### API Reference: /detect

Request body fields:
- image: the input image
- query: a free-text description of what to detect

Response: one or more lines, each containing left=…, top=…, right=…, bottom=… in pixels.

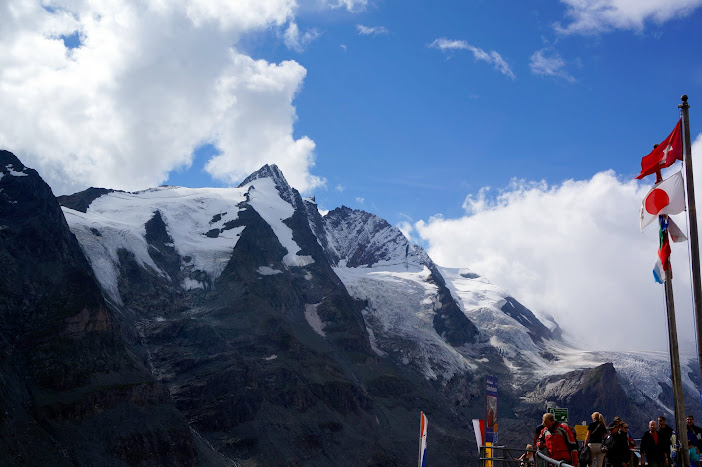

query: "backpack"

left=578, top=444, right=591, bottom=465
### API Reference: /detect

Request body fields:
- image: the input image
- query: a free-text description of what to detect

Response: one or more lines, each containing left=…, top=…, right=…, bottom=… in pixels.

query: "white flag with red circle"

left=640, top=170, right=686, bottom=230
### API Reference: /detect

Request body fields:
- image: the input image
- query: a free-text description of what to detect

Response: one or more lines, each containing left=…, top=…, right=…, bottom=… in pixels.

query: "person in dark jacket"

left=658, top=416, right=674, bottom=459
left=640, top=420, right=669, bottom=467
left=619, top=422, right=636, bottom=465
left=602, top=422, right=629, bottom=467
left=585, top=411, right=607, bottom=467
left=687, top=416, right=702, bottom=448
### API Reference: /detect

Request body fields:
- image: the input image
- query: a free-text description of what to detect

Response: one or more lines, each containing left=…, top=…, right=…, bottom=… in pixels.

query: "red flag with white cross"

left=635, top=119, right=683, bottom=180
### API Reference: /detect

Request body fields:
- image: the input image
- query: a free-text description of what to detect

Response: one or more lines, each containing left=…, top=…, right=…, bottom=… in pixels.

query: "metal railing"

left=479, top=446, right=569, bottom=467
left=479, top=445, right=642, bottom=467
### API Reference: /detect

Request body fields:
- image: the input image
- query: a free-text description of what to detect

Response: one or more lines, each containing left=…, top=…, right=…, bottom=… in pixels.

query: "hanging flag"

left=472, top=419, right=484, bottom=455
left=418, top=412, right=428, bottom=467
left=653, top=258, right=666, bottom=283
left=658, top=222, right=671, bottom=271
left=663, top=216, right=688, bottom=243
left=653, top=215, right=673, bottom=283
left=640, top=171, right=686, bottom=230
left=636, top=120, right=683, bottom=180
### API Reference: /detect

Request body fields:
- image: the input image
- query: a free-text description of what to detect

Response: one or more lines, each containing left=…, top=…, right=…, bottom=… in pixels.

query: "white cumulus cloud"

left=324, top=0, right=368, bottom=12
left=0, top=0, right=327, bottom=194
left=415, top=133, right=702, bottom=352
left=283, top=21, right=320, bottom=52
left=530, top=49, right=576, bottom=83
left=356, top=24, right=388, bottom=36
left=429, top=38, right=515, bottom=79
left=556, top=0, right=702, bottom=34
left=397, top=220, right=415, bottom=242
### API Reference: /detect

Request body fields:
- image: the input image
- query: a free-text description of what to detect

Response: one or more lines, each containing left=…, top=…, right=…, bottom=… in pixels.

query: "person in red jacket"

left=538, top=412, right=579, bottom=466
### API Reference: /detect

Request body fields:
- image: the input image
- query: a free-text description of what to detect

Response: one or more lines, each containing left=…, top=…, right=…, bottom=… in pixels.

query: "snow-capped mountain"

left=2, top=152, right=699, bottom=466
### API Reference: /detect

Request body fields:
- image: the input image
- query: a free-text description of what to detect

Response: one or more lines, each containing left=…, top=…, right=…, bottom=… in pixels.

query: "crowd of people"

left=525, top=412, right=702, bottom=466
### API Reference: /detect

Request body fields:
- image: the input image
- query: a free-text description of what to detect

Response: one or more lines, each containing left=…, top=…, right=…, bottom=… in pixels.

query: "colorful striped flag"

left=418, top=412, right=428, bottom=467
left=653, top=215, right=677, bottom=283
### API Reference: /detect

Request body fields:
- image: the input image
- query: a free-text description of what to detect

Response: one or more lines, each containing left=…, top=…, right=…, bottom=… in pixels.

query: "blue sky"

left=3, top=0, right=702, bottom=351
left=169, top=0, right=702, bottom=225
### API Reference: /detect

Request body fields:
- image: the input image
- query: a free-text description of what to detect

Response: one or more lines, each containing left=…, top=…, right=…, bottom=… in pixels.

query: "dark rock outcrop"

left=516, top=363, right=662, bottom=435
left=56, top=186, right=117, bottom=212
left=0, top=150, right=196, bottom=466
left=501, top=296, right=553, bottom=343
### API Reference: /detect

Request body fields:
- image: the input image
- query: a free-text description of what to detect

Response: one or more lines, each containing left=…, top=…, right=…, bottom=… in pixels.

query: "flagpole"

left=679, top=96, right=702, bottom=406
left=661, top=227, right=690, bottom=465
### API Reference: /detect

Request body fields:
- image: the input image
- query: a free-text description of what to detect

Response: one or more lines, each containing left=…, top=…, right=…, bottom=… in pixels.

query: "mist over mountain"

left=1, top=151, right=698, bottom=465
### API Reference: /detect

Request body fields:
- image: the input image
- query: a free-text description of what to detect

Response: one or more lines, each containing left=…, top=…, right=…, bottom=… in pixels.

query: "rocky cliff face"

left=0, top=150, right=196, bottom=466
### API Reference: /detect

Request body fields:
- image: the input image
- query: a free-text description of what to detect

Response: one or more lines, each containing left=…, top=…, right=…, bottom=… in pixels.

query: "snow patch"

left=5, top=164, right=28, bottom=177
left=365, top=323, right=386, bottom=356
left=257, top=266, right=283, bottom=276
left=305, top=303, right=326, bottom=337
left=182, top=277, right=205, bottom=290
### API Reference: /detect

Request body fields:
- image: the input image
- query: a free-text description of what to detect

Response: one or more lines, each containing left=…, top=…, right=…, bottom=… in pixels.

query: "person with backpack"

left=537, top=412, right=579, bottom=466
left=585, top=412, right=607, bottom=467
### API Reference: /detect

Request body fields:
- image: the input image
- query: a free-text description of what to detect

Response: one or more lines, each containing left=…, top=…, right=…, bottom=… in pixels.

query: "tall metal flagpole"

left=679, top=96, right=702, bottom=403
left=662, top=231, right=690, bottom=465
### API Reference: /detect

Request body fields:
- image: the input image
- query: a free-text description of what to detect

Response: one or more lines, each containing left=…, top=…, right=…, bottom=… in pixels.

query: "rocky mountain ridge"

left=2, top=152, right=699, bottom=465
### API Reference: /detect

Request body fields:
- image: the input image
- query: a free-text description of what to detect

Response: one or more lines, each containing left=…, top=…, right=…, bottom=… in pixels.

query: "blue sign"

left=485, top=375, right=498, bottom=443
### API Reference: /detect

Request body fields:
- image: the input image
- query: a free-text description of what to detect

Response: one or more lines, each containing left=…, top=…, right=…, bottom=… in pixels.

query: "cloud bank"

left=556, top=0, right=702, bottom=34
left=412, top=134, right=702, bottom=352
left=0, top=0, right=327, bottom=195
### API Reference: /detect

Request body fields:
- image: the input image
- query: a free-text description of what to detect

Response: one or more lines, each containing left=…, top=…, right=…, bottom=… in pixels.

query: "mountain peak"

left=1, top=150, right=34, bottom=181
left=1, top=149, right=25, bottom=169
left=238, top=164, right=290, bottom=190
left=238, top=163, right=299, bottom=208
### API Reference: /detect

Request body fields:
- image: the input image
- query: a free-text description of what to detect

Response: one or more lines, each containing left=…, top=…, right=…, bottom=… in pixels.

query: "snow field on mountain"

left=64, top=179, right=319, bottom=304
left=244, top=177, right=314, bottom=267
left=64, top=186, right=247, bottom=302
left=440, top=267, right=545, bottom=359
left=334, top=264, right=475, bottom=380
left=65, top=207, right=159, bottom=304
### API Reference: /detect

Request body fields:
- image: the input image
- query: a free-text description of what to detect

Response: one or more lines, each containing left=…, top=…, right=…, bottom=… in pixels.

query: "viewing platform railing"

left=479, top=445, right=643, bottom=467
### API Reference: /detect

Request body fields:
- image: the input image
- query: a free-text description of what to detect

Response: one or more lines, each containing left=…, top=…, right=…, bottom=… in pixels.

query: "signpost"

left=547, top=407, right=568, bottom=424
left=574, top=424, right=588, bottom=441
